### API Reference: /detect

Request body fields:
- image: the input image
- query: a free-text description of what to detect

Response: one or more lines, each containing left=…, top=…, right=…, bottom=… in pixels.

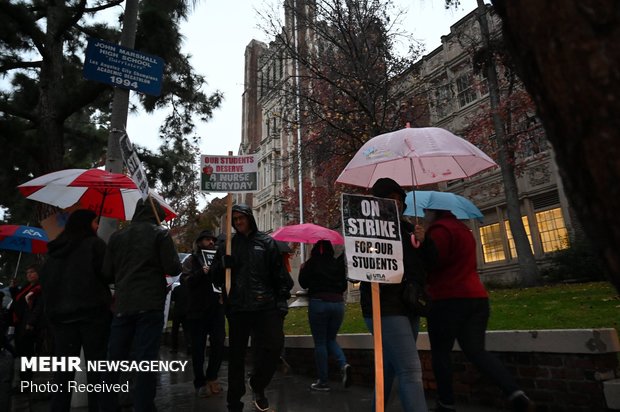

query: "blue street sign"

left=83, top=37, right=165, bottom=96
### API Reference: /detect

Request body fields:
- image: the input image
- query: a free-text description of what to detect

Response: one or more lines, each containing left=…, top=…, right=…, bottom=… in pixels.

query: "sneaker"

left=310, top=380, right=331, bottom=392
left=509, top=392, right=535, bottom=412
left=433, top=401, right=456, bottom=411
left=197, top=385, right=210, bottom=398
left=248, top=377, right=269, bottom=411
left=341, top=364, right=352, bottom=388
left=253, top=397, right=270, bottom=411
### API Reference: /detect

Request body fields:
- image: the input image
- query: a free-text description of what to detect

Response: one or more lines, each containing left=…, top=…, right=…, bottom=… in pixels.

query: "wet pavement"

left=9, top=348, right=499, bottom=412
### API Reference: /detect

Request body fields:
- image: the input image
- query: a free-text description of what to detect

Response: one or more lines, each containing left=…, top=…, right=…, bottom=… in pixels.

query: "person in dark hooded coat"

left=182, top=229, right=225, bottom=397
left=40, top=208, right=111, bottom=412
left=210, top=204, right=293, bottom=412
left=299, top=239, right=351, bottom=392
left=102, top=198, right=182, bottom=412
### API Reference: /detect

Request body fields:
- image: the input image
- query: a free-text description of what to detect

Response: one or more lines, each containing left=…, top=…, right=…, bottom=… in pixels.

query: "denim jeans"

left=427, top=298, right=520, bottom=406
left=308, top=299, right=347, bottom=383
left=364, top=315, right=427, bottom=412
left=186, top=304, right=226, bottom=389
left=103, top=311, right=164, bottom=412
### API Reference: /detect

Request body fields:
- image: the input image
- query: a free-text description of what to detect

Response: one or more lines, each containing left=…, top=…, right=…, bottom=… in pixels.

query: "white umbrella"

left=336, top=127, right=497, bottom=188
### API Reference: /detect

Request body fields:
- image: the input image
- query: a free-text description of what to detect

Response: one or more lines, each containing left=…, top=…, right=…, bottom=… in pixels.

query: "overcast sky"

left=126, top=0, right=481, bottom=155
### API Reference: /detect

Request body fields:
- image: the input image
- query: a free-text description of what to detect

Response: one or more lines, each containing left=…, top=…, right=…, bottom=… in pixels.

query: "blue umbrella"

left=404, top=191, right=483, bottom=220
left=0, top=225, right=49, bottom=254
left=0, top=224, right=49, bottom=278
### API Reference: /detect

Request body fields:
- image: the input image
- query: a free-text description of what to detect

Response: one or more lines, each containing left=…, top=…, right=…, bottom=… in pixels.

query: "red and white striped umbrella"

left=18, top=168, right=177, bottom=221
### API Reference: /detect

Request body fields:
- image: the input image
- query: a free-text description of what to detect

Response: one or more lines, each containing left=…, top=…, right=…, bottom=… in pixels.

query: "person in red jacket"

left=424, top=209, right=534, bottom=412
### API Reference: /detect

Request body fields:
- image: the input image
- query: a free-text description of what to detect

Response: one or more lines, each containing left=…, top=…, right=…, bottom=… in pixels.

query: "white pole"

left=12, top=252, right=23, bottom=279
left=292, top=0, right=305, bottom=257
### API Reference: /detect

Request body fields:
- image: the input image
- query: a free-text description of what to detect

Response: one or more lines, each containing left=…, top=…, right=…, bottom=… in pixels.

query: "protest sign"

left=201, top=249, right=221, bottom=293
left=201, top=249, right=215, bottom=267
left=341, top=193, right=403, bottom=283
left=119, top=133, right=149, bottom=200
left=201, top=154, right=258, bottom=193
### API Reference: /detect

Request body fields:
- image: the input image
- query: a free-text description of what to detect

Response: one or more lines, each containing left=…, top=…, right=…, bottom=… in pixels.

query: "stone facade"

left=240, top=4, right=578, bottom=287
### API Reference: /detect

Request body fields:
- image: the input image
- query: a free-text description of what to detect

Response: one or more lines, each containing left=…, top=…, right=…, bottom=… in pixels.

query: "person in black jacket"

left=299, top=239, right=351, bottom=392
left=102, top=198, right=182, bottom=412
left=182, top=229, right=225, bottom=397
left=40, top=208, right=111, bottom=412
left=359, top=178, right=438, bottom=412
left=168, top=276, right=190, bottom=355
left=210, top=204, right=293, bottom=412
left=9, top=263, right=43, bottom=384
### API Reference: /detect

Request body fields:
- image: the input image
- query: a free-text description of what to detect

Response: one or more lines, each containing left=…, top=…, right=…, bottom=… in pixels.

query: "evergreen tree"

left=0, top=0, right=222, bottom=223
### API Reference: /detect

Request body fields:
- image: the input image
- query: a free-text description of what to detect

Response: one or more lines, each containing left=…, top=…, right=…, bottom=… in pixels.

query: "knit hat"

left=196, top=229, right=217, bottom=242
left=371, top=177, right=406, bottom=202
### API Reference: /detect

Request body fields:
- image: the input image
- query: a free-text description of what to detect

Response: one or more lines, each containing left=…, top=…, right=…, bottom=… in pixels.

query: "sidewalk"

left=10, top=348, right=500, bottom=412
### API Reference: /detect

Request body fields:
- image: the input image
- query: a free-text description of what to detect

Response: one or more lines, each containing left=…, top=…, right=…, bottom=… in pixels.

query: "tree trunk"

left=492, top=0, right=620, bottom=292
left=38, top=1, right=66, bottom=173
left=477, top=1, right=540, bottom=286
left=32, top=1, right=66, bottom=225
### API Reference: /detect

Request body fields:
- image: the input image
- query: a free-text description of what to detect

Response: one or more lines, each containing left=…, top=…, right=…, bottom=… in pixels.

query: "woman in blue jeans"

left=299, top=239, right=352, bottom=391
left=359, top=178, right=438, bottom=412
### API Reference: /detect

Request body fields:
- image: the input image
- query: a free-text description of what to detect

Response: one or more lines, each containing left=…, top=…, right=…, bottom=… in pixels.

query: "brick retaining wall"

left=283, top=329, right=620, bottom=411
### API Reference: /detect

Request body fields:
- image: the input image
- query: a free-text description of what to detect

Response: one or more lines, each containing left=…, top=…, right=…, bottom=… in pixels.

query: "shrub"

left=543, top=233, right=605, bottom=282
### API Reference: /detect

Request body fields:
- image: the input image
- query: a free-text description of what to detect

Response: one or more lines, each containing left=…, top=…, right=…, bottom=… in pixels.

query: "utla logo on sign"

left=201, top=154, right=258, bottom=193
left=341, top=193, right=403, bottom=283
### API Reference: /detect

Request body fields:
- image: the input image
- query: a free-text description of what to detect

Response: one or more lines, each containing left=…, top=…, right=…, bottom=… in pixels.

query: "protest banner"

left=119, top=133, right=149, bottom=200
left=200, top=154, right=258, bottom=193
left=201, top=249, right=221, bottom=293
left=341, top=193, right=403, bottom=283
left=341, top=192, right=404, bottom=412
left=202, top=152, right=257, bottom=293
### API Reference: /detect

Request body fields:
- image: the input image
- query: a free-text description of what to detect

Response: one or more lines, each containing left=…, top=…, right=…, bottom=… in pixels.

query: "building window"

left=536, top=208, right=569, bottom=253
left=274, top=157, right=282, bottom=181
left=456, top=73, right=477, bottom=108
left=433, top=82, right=452, bottom=119
left=263, top=159, right=271, bottom=187
left=504, top=216, right=533, bottom=258
left=479, top=223, right=505, bottom=263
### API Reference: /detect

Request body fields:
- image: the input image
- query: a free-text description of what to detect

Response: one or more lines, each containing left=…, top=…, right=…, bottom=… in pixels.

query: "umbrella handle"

left=410, top=233, right=421, bottom=249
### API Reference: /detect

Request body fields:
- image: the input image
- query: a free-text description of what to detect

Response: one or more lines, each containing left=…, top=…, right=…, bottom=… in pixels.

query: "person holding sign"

left=424, top=210, right=534, bottom=412
left=102, top=199, right=182, bottom=412
left=210, top=205, right=294, bottom=412
left=360, top=178, right=438, bottom=412
left=182, top=230, right=226, bottom=398
left=298, top=239, right=351, bottom=392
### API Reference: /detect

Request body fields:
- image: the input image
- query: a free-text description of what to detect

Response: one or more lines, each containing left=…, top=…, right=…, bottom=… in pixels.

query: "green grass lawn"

left=284, top=281, right=620, bottom=335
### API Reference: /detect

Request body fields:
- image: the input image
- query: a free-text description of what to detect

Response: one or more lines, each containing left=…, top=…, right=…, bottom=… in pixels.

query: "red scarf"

left=12, top=283, right=41, bottom=323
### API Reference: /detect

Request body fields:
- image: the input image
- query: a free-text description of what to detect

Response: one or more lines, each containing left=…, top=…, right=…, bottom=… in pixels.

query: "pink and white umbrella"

left=271, top=223, right=344, bottom=245
left=336, top=127, right=497, bottom=188
left=18, top=168, right=177, bottom=221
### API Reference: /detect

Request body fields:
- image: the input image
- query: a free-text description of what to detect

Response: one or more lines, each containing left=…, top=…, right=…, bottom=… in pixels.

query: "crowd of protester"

left=0, top=183, right=537, bottom=412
